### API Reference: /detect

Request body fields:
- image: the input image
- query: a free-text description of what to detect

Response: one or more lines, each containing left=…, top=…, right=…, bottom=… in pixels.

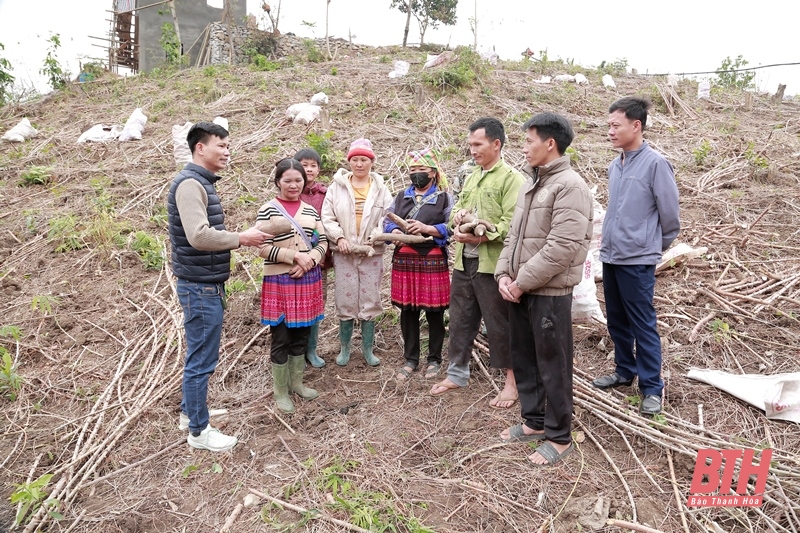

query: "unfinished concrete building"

left=108, top=0, right=247, bottom=73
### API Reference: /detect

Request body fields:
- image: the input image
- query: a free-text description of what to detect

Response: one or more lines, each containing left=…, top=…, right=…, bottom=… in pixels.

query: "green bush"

left=305, top=131, right=343, bottom=172
left=597, top=58, right=628, bottom=76
left=303, top=39, right=325, bottom=63
left=19, top=166, right=52, bottom=186
left=130, top=231, right=165, bottom=270
left=11, top=474, right=61, bottom=526
left=716, top=55, right=755, bottom=89
left=48, top=215, right=85, bottom=252
left=243, top=30, right=278, bottom=59
left=159, top=23, right=183, bottom=66
left=693, top=140, right=712, bottom=166
left=40, top=34, right=69, bottom=90
left=0, top=348, right=22, bottom=401
left=250, top=54, right=281, bottom=72
left=79, top=61, right=105, bottom=82
left=420, top=48, right=486, bottom=91
left=0, top=42, right=15, bottom=105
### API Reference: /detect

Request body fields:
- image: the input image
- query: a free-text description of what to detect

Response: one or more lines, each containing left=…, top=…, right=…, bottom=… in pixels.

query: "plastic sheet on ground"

left=388, top=60, right=410, bottom=78
left=573, top=185, right=606, bottom=324
left=77, top=124, right=123, bottom=143
left=286, top=91, right=327, bottom=124
left=698, top=80, right=711, bottom=99
left=286, top=102, right=312, bottom=120
left=119, top=108, right=148, bottom=141
left=656, top=242, right=708, bottom=273
left=554, top=74, right=575, bottom=82
left=213, top=116, right=229, bottom=130
left=2, top=118, right=38, bottom=142
left=172, top=122, right=193, bottom=166
left=293, top=105, right=321, bottom=125
left=533, top=76, right=551, bottom=84
left=574, top=73, right=589, bottom=85
left=310, top=92, right=328, bottom=105
left=572, top=256, right=605, bottom=324
left=423, top=51, right=454, bottom=69
left=687, top=369, right=800, bottom=423
left=602, top=74, right=616, bottom=88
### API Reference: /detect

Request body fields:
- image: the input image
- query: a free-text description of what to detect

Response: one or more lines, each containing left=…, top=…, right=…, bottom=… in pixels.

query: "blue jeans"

left=603, top=263, right=663, bottom=396
left=177, top=279, right=225, bottom=434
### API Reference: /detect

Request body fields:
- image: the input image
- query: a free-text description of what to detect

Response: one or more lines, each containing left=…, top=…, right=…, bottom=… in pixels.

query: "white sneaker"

left=187, top=425, right=238, bottom=452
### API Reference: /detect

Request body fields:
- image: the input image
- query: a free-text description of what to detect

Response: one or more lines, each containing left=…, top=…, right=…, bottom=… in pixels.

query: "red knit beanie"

left=347, top=138, right=376, bottom=161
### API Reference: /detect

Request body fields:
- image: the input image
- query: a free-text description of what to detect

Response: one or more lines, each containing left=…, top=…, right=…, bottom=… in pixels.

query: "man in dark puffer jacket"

left=168, top=122, right=270, bottom=452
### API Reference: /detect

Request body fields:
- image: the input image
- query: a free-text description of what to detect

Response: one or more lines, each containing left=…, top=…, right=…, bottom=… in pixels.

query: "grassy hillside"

left=1, top=46, right=800, bottom=532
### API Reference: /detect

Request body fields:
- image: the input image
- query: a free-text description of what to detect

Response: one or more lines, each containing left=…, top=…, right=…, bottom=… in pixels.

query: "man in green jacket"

left=430, top=117, right=523, bottom=409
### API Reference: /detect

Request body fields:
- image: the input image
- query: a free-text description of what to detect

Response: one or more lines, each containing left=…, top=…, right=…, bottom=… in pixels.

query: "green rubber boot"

left=361, top=320, right=380, bottom=366
left=288, top=355, right=319, bottom=400
left=336, top=319, right=354, bottom=366
left=306, top=323, right=325, bottom=368
left=272, top=362, right=295, bottom=413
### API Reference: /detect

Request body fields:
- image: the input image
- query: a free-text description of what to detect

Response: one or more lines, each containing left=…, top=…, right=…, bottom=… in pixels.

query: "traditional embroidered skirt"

left=391, top=245, right=450, bottom=311
left=261, top=266, right=324, bottom=327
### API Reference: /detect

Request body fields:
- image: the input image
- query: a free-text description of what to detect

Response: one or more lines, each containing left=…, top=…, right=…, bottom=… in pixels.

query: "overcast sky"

left=0, top=0, right=796, bottom=95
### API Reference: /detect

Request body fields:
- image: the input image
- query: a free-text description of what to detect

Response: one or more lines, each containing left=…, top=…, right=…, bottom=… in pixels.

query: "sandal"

left=430, top=379, right=462, bottom=396
left=489, top=392, right=519, bottom=409
left=396, top=362, right=416, bottom=381
left=500, top=423, right=546, bottom=443
left=424, top=361, right=441, bottom=379
left=528, top=441, right=574, bottom=467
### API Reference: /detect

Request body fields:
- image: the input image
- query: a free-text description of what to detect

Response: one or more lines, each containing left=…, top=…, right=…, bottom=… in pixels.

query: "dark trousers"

left=448, top=257, right=511, bottom=368
left=511, top=293, right=574, bottom=445
left=270, top=322, right=311, bottom=365
left=602, top=263, right=663, bottom=396
left=400, top=309, right=445, bottom=367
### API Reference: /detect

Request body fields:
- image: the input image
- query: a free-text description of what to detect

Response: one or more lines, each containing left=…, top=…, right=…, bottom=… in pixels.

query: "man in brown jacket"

left=495, top=112, right=592, bottom=466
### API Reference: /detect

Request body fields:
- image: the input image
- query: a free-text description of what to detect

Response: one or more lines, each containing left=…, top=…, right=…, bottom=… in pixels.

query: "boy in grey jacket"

left=591, top=97, right=680, bottom=416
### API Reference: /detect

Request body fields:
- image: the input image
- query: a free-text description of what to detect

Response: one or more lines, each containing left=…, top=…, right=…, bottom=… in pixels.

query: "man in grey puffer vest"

left=168, top=122, right=270, bottom=451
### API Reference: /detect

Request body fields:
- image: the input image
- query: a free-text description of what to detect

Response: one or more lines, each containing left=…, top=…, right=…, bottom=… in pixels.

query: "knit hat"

left=347, top=138, right=376, bottom=161
left=406, top=148, right=448, bottom=189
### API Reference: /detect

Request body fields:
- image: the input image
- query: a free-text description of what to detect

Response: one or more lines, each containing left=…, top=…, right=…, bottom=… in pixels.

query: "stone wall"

left=208, top=23, right=251, bottom=65
left=275, top=35, right=369, bottom=58
left=206, top=27, right=369, bottom=66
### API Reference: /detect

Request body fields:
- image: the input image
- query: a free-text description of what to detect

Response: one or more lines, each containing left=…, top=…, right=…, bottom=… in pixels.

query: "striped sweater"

left=254, top=200, right=328, bottom=276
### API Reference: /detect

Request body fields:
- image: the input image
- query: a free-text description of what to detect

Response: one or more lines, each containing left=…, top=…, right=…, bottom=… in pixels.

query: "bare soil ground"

left=1, top=46, right=800, bottom=532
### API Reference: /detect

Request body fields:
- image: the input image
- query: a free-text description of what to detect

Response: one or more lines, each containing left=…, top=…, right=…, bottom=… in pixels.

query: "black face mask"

left=410, top=172, right=432, bottom=189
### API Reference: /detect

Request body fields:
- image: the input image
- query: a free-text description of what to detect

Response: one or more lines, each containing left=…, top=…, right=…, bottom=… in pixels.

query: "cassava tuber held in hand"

left=370, top=233, right=433, bottom=244
left=348, top=244, right=376, bottom=257
left=256, top=216, right=293, bottom=235
left=386, top=212, right=411, bottom=233
left=458, top=213, right=496, bottom=236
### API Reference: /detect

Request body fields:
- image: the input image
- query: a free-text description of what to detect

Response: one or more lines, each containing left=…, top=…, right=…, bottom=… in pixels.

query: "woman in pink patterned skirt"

left=255, top=158, right=327, bottom=414
left=384, top=149, right=452, bottom=382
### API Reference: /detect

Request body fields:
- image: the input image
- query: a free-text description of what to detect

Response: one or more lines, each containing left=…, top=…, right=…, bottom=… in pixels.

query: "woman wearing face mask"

left=255, top=158, right=328, bottom=414
left=384, top=149, right=452, bottom=381
left=321, top=138, right=393, bottom=367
